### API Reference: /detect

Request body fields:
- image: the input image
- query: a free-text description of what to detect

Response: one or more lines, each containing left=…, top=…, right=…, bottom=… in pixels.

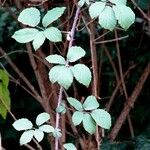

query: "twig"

left=94, top=31, right=110, bottom=42
left=106, top=64, right=136, bottom=112
left=130, top=0, right=150, bottom=22
left=55, top=6, right=81, bottom=150
left=115, top=30, right=134, bottom=138
left=55, top=87, right=63, bottom=150
left=0, top=47, right=42, bottom=103
left=95, top=35, right=129, bottom=44
left=0, top=96, right=36, bottom=150
left=1, top=0, right=6, bottom=6
left=10, top=78, right=39, bottom=101
left=0, top=50, right=50, bottom=68
left=109, top=63, right=150, bottom=140
left=33, top=138, right=43, bottom=150
left=103, top=44, right=120, bottom=83
left=63, top=89, right=85, bottom=149
left=82, top=14, right=100, bottom=149
left=26, top=44, right=47, bottom=101
left=77, top=18, right=95, bottom=32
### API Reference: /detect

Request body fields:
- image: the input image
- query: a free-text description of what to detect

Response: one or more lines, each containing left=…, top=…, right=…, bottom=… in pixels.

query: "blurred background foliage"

left=0, top=0, right=150, bottom=149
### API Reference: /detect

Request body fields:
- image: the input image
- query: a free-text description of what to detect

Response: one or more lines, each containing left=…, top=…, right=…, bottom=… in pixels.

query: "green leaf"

left=98, top=6, right=117, bottom=31
left=42, top=7, right=66, bottom=27
left=82, top=113, right=96, bottom=134
left=67, top=97, right=83, bottom=111
left=56, top=102, right=66, bottom=114
left=85, top=0, right=90, bottom=5
left=72, top=111, right=84, bottom=126
left=113, top=5, right=135, bottom=30
left=32, top=31, right=46, bottom=50
left=78, top=0, right=86, bottom=7
left=83, top=95, right=99, bottom=110
left=91, top=109, right=111, bottom=129
left=49, top=65, right=73, bottom=89
left=46, top=54, right=65, bottom=65
left=89, top=2, right=106, bottom=19
left=63, top=143, right=77, bottom=150
left=67, top=46, right=86, bottom=62
left=71, top=64, right=92, bottom=87
left=52, top=128, right=62, bottom=138
left=20, top=130, right=34, bottom=145
left=34, top=129, right=44, bottom=142
left=18, top=7, right=40, bottom=27
left=0, top=69, right=9, bottom=87
left=12, top=28, right=39, bottom=43
left=44, top=27, right=62, bottom=42
left=0, top=69, right=10, bottom=119
left=12, top=118, right=33, bottom=131
left=36, top=112, right=50, bottom=126
left=110, top=0, right=127, bottom=5
left=39, top=125, right=54, bottom=133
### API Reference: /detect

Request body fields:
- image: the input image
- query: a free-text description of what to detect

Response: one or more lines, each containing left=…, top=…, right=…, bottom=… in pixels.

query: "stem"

left=115, top=30, right=134, bottom=138
left=130, top=0, right=150, bottom=22
left=54, top=6, right=81, bottom=150
left=68, top=7, right=81, bottom=49
left=55, top=87, right=63, bottom=150
left=106, top=64, right=136, bottom=112
left=109, top=63, right=150, bottom=140
left=33, top=138, right=43, bottom=150
left=95, top=35, right=129, bottom=44
left=83, top=15, right=99, bottom=149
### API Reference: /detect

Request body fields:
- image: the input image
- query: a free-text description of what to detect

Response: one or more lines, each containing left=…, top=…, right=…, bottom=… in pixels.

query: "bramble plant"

left=88, top=0, right=135, bottom=30
left=67, top=96, right=111, bottom=134
left=12, top=7, right=66, bottom=50
left=46, top=46, right=91, bottom=89
left=13, top=113, right=54, bottom=145
left=8, top=0, right=136, bottom=149
left=0, top=69, right=10, bottom=119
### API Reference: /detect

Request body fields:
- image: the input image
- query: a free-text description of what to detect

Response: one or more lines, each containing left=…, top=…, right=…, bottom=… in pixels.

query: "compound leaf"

left=83, top=95, right=99, bottom=110
left=83, top=113, right=96, bottom=134
left=46, top=54, right=65, bottom=65
left=67, top=46, right=86, bottom=62
left=36, top=112, right=50, bottom=126
left=49, top=65, right=73, bottom=89
left=39, top=125, right=54, bottom=133
left=32, top=31, right=46, bottom=50
left=71, top=64, right=92, bottom=87
left=42, top=7, right=66, bottom=27
left=113, top=4, right=135, bottom=30
left=18, top=7, right=40, bottom=27
left=98, top=6, right=116, bottom=31
left=34, top=129, right=44, bottom=142
left=89, top=2, right=106, bottom=19
left=110, top=0, right=127, bottom=5
left=78, top=0, right=86, bottom=7
left=91, top=109, right=111, bottom=129
left=13, top=118, right=33, bottom=131
left=44, top=27, right=62, bottom=42
left=20, top=130, right=34, bottom=145
left=63, top=143, right=77, bottom=150
left=67, top=97, right=83, bottom=111
left=12, top=28, right=39, bottom=43
left=72, top=111, right=84, bottom=126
